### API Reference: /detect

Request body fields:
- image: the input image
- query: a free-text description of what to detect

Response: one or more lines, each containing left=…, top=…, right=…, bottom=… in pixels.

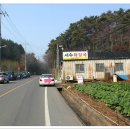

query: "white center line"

left=45, top=87, right=51, bottom=126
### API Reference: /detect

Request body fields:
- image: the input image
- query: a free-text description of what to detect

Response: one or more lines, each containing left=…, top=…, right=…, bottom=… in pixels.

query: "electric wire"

left=1, top=20, right=21, bottom=43
left=1, top=5, right=28, bottom=72
left=1, top=5, right=28, bottom=45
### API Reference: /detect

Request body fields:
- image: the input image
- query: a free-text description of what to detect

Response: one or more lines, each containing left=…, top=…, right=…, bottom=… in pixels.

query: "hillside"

left=44, top=8, right=130, bottom=69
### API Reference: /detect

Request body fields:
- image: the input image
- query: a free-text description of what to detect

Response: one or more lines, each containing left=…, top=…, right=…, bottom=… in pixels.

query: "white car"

left=39, top=74, right=55, bottom=86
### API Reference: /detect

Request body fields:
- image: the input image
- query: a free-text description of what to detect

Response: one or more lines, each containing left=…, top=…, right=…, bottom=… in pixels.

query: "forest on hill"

left=44, top=8, right=130, bottom=70
left=1, top=39, right=48, bottom=74
left=1, top=38, right=25, bottom=61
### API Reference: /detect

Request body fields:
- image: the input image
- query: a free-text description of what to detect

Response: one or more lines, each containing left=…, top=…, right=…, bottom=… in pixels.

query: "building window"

left=76, top=64, right=84, bottom=73
left=96, top=63, right=104, bottom=72
left=115, top=63, right=123, bottom=71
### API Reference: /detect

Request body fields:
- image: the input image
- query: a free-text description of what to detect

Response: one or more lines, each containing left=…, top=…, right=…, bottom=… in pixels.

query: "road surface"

left=0, top=76, right=83, bottom=126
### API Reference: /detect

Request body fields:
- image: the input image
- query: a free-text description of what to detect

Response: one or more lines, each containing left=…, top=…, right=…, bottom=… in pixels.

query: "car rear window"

left=41, top=74, right=53, bottom=78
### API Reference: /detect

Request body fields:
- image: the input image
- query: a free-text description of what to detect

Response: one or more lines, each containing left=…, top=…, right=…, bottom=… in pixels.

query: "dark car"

left=21, top=71, right=31, bottom=78
left=5, top=71, right=17, bottom=81
left=15, top=72, right=23, bottom=79
left=0, top=72, right=9, bottom=84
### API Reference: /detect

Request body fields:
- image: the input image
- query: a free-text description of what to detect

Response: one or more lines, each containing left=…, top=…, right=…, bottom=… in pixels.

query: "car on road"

left=20, top=71, right=31, bottom=78
left=5, top=71, right=17, bottom=81
left=0, top=72, right=9, bottom=84
left=39, top=74, right=55, bottom=86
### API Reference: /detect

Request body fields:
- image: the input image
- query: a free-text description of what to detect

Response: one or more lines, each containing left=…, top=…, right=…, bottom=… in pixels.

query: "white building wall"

left=62, top=59, right=130, bottom=81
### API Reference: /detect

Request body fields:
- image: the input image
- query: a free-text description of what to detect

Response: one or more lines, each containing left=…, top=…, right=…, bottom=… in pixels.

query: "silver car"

left=0, top=72, right=9, bottom=84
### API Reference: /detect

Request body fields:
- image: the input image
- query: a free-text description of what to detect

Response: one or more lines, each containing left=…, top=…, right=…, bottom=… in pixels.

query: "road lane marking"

left=45, top=87, right=51, bottom=126
left=0, top=78, right=36, bottom=98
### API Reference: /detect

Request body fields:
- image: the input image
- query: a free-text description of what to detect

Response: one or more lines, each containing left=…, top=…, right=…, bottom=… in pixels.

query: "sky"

left=1, top=3, right=130, bottom=60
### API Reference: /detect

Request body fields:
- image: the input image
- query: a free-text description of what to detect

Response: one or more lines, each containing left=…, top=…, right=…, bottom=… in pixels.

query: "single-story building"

left=61, top=51, right=130, bottom=81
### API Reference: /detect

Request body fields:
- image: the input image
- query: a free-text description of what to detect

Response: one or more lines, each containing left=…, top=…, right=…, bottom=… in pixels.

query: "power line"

left=1, top=5, right=29, bottom=71
left=1, top=5, right=28, bottom=45
left=1, top=20, right=21, bottom=43
left=1, top=7, right=29, bottom=43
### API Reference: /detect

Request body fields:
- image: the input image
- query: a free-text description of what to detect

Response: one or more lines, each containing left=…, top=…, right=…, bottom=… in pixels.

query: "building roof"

left=88, top=51, right=130, bottom=59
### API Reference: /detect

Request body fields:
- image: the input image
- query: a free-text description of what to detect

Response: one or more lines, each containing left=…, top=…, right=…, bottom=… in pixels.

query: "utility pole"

left=24, top=42, right=29, bottom=72
left=56, top=44, right=63, bottom=80
left=24, top=42, right=27, bottom=72
left=0, top=4, right=2, bottom=71
left=56, top=44, right=59, bottom=80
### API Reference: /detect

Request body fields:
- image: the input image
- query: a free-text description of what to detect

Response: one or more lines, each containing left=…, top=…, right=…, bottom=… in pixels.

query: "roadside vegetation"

left=74, top=82, right=130, bottom=117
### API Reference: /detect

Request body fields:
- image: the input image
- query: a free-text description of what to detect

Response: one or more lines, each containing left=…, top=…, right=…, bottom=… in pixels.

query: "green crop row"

left=74, top=82, right=130, bottom=116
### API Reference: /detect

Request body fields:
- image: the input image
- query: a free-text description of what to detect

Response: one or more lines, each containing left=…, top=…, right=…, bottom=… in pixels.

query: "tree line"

left=1, top=38, right=25, bottom=61
left=1, top=38, right=47, bottom=74
left=2, top=8, right=130, bottom=74
left=44, top=8, right=130, bottom=71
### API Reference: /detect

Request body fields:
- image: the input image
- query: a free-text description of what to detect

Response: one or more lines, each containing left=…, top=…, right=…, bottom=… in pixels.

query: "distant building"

left=61, top=51, right=130, bottom=81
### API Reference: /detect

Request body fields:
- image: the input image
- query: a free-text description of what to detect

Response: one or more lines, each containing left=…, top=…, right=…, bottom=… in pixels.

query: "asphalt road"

left=0, top=76, right=83, bottom=126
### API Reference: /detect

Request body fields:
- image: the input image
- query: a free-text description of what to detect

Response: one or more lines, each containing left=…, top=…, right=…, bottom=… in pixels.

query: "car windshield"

left=41, top=74, right=53, bottom=78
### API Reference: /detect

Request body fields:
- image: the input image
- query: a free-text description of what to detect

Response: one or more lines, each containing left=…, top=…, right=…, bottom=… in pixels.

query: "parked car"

left=15, top=72, right=23, bottom=80
left=5, top=71, right=17, bottom=81
left=20, top=71, right=31, bottom=78
left=0, top=72, right=9, bottom=84
left=39, top=74, right=55, bottom=86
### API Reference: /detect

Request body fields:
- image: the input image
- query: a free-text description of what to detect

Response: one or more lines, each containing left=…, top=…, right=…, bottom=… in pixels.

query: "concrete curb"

left=61, top=87, right=118, bottom=126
